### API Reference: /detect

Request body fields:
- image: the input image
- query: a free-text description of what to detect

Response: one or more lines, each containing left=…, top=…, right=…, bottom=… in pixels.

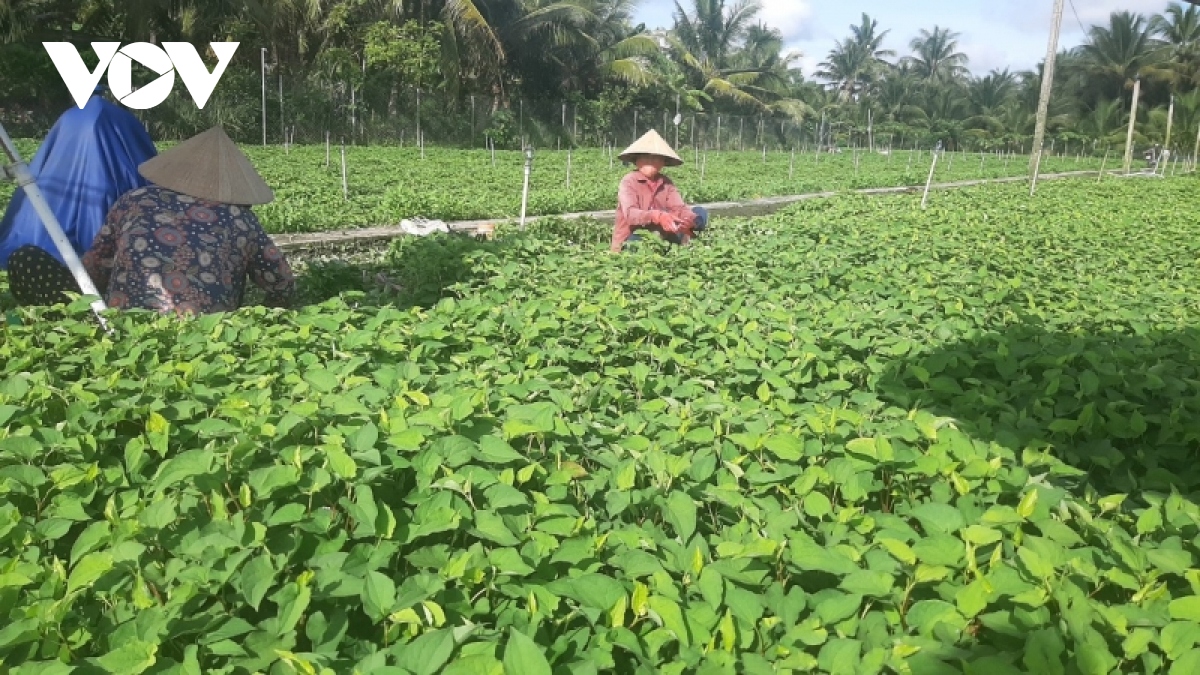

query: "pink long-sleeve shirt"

left=612, top=172, right=697, bottom=252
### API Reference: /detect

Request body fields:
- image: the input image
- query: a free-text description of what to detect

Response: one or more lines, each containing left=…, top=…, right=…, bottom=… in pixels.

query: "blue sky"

left=634, top=0, right=1174, bottom=78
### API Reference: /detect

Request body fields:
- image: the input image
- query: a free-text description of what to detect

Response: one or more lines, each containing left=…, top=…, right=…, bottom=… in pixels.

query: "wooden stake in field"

left=520, top=147, right=533, bottom=229
left=789, top=147, right=795, bottom=180
left=701, top=148, right=707, bottom=183
left=1193, top=122, right=1200, bottom=172
left=340, top=139, right=348, bottom=201
left=1097, top=148, right=1109, bottom=182
left=566, top=149, right=572, bottom=189
left=325, top=131, right=330, bottom=168
left=1123, top=78, right=1142, bottom=174
left=921, top=145, right=940, bottom=210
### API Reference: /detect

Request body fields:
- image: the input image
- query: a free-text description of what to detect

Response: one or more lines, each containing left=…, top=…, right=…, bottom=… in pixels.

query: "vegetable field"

left=0, top=140, right=1107, bottom=234
left=3, top=177, right=1200, bottom=674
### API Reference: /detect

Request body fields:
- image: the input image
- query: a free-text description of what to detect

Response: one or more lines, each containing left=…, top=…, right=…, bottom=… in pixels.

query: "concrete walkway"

left=274, top=169, right=1121, bottom=252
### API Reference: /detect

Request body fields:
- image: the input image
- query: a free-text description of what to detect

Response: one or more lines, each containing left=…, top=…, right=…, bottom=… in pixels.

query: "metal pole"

left=1123, top=78, right=1142, bottom=174
left=1029, top=0, right=1065, bottom=185
left=520, top=147, right=533, bottom=229
left=0, top=123, right=109, bottom=331
left=260, top=49, right=267, bottom=146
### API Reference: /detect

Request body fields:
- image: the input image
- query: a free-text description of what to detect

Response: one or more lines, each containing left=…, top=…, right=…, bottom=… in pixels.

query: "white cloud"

left=759, top=0, right=815, bottom=42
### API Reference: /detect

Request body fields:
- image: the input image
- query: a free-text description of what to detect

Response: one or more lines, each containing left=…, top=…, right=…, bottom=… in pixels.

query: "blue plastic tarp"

left=0, top=93, right=157, bottom=269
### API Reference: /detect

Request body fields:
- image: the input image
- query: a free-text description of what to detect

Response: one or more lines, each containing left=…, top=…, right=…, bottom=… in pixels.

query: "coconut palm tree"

left=1153, top=2, right=1200, bottom=88
left=1076, top=11, right=1168, bottom=101
left=817, top=41, right=873, bottom=102
left=672, top=0, right=760, bottom=69
left=906, top=26, right=969, bottom=82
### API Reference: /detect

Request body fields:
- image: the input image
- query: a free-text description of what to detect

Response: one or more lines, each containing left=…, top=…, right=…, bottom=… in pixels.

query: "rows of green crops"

left=0, top=140, right=1108, bottom=234
left=2, top=176, right=1199, bottom=674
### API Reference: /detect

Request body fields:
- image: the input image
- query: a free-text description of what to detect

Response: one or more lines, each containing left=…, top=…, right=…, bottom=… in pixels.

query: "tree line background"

left=0, top=0, right=1198, bottom=155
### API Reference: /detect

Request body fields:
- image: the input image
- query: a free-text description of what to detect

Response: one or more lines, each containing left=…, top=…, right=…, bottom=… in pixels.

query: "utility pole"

left=1123, top=78, right=1142, bottom=174
left=1029, top=0, right=1065, bottom=190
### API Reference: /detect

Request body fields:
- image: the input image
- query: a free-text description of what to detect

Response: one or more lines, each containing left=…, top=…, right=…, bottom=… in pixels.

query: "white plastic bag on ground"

left=400, top=218, right=450, bottom=237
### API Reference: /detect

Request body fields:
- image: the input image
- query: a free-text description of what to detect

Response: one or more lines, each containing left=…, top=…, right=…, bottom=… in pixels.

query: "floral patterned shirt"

left=82, top=186, right=294, bottom=315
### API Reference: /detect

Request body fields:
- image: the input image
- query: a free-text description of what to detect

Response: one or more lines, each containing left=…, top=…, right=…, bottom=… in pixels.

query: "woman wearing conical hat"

left=612, top=130, right=708, bottom=253
left=72, top=127, right=296, bottom=316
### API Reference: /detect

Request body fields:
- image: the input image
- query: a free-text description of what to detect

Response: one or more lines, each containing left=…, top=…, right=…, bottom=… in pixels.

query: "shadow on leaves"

left=878, top=321, right=1200, bottom=497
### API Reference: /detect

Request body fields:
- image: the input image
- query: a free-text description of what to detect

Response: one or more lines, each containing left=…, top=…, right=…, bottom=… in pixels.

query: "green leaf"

left=698, top=567, right=725, bottom=609
left=839, top=571, right=893, bottom=598
left=474, top=511, right=520, bottom=546
left=1171, top=648, right=1200, bottom=675
left=803, top=492, right=833, bottom=519
left=1023, top=628, right=1065, bottom=675
left=663, top=491, right=697, bottom=541
left=815, top=592, right=862, bottom=625
left=503, top=628, right=552, bottom=675
left=648, top=595, right=691, bottom=646
left=1170, top=597, right=1200, bottom=622
left=817, top=638, right=862, bottom=675
left=69, top=521, right=110, bottom=567
left=909, top=503, right=965, bottom=534
left=565, top=574, right=626, bottom=612
left=68, top=552, right=113, bottom=594
left=1075, top=644, right=1115, bottom=675
left=478, top=436, right=526, bottom=464
left=1162, top=621, right=1200, bottom=661
left=363, top=571, right=397, bottom=621
left=150, top=449, right=213, bottom=493
left=304, top=367, right=340, bottom=393
left=90, top=639, right=157, bottom=674
left=247, top=465, right=301, bottom=499
left=906, top=600, right=966, bottom=637
left=274, top=581, right=312, bottom=635
left=240, top=554, right=275, bottom=611
left=763, top=434, right=803, bottom=461
left=961, top=525, right=1003, bottom=546
left=405, top=628, right=456, bottom=675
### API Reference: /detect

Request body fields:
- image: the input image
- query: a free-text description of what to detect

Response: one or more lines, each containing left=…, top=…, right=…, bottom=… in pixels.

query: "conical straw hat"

left=138, top=127, right=274, bottom=205
left=619, top=129, right=683, bottom=167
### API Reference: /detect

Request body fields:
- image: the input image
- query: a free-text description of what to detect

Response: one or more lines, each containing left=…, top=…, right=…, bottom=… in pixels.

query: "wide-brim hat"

left=138, top=126, right=274, bottom=205
left=619, top=129, right=683, bottom=167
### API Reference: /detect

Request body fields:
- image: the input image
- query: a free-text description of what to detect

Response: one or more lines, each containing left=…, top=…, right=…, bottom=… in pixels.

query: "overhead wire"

left=1066, top=0, right=1089, bottom=37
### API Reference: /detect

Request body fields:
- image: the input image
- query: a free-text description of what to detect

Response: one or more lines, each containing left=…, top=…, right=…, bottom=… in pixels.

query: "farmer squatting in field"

left=4, top=121, right=295, bottom=316
left=611, top=130, right=708, bottom=253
